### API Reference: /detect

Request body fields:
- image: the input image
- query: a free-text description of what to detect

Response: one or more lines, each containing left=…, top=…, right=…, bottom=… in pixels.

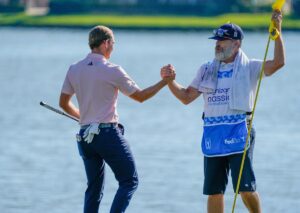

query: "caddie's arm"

left=59, top=93, right=80, bottom=119
left=168, top=82, right=201, bottom=105
left=264, top=10, right=285, bottom=76
left=161, top=64, right=201, bottom=105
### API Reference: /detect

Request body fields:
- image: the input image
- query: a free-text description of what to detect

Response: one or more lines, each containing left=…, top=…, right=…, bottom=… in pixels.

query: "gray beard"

left=215, top=46, right=234, bottom=61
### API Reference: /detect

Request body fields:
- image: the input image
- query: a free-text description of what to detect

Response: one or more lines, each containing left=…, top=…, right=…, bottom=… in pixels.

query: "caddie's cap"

left=209, top=23, right=244, bottom=41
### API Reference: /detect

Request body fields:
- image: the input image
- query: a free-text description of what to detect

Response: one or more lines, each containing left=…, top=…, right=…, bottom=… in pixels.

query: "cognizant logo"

left=207, top=87, right=230, bottom=103
left=208, top=95, right=229, bottom=102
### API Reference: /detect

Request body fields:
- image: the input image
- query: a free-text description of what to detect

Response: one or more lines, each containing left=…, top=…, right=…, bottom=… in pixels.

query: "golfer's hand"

left=161, top=64, right=176, bottom=82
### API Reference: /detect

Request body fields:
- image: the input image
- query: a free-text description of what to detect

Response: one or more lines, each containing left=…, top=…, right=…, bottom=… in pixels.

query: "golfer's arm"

left=168, top=80, right=201, bottom=105
left=59, top=93, right=80, bottom=119
left=129, top=79, right=168, bottom=103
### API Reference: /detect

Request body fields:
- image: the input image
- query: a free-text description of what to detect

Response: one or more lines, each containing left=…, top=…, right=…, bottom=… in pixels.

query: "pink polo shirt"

left=61, top=53, right=140, bottom=125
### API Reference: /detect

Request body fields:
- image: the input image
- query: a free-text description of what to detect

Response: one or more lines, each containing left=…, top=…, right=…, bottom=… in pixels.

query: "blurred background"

left=0, top=0, right=298, bottom=16
left=1, top=0, right=300, bottom=30
left=0, top=1, right=300, bottom=213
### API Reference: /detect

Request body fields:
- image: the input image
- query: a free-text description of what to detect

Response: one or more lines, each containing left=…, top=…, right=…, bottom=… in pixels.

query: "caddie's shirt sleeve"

left=249, top=59, right=264, bottom=84
left=61, top=66, right=75, bottom=95
left=189, top=64, right=206, bottom=89
left=114, top=66, right=140, bottom=96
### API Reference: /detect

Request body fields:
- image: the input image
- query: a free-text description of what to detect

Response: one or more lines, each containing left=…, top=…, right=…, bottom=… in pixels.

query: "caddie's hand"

left=161, top=64, right=176, bottom=83
left=272, top=10, right=282, bottom=32
left=161, top=64, right=176, bottom=79
left=163, top=74, right=176, bottom=83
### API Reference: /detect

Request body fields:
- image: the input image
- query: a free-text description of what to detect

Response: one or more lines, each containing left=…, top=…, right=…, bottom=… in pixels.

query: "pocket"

left=76, top=131, right=90, bottom=159
left=77, top=140, right=87, bottom=159
left=250, top=128, right=256, bottom=144
left=118, top=123, right=125, bottom=135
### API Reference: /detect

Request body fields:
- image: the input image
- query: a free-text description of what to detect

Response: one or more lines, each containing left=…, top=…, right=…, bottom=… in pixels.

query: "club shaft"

left=40, top=101, right=79, bottom=122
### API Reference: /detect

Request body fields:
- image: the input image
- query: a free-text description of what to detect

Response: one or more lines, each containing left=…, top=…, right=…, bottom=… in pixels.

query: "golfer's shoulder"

left=101, top=60, right=122, bottom=72
left=66, top=60, right=83, bottom=75
left=101, top=60, right=128, bottom=78
left=69, top=57, right=89, bottom=70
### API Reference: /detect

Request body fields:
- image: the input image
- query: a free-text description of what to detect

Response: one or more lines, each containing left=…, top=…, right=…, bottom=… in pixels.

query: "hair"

left=88, top=26, right=113, bottom=49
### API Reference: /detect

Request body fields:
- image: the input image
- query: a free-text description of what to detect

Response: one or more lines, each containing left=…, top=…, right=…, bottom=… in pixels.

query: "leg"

left=203, top=156, right=230, bottom=213
left=100, top=127, right=138, bottom=213
left=78, top=145, right=105, bottom=213
left=83, top=157, right=105, bottom=213
left=230, top=128, right=261, bottom=213
left=240, top=191, right=261, bottom=213
left=208, top=194, right=224, bottom=213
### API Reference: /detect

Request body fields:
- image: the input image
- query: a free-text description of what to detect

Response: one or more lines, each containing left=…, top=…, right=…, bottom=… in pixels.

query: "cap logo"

left=209, top=23, right=244, bottom=40
left=214, top=28, right=229, bottom=37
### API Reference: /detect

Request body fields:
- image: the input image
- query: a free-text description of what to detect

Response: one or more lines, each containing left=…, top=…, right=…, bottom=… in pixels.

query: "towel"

left=230, top=49, right=256, bottom=112
left=199, top=49, right=258, bottom=112
left=198, top=59, right=220, bottom=93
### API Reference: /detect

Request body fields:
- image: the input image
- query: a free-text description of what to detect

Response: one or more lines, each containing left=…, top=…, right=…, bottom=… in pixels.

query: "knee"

left=240, top=192, right=261, bottom=213
left=121, top=174, right=139, bottom=191
left=240, top=191, right=257, bottom=201
left=207, top=194, right=224, bottom=211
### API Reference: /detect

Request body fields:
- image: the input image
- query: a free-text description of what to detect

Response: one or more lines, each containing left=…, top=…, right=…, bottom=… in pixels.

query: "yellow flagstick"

left=231, top=0, right=285, bottom=212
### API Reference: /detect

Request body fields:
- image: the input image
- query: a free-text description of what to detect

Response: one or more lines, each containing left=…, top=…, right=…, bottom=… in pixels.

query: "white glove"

left=83, top=123, right=100, bottom=144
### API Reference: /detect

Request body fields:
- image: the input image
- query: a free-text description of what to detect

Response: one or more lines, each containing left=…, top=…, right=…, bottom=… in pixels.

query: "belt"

left=99, top=123, right=118, bottom=128
left=81, top=123, right=118, bottom=130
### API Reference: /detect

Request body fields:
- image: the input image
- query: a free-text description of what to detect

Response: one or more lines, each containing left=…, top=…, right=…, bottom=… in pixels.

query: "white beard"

left=215, top=45, right=234, bottom=61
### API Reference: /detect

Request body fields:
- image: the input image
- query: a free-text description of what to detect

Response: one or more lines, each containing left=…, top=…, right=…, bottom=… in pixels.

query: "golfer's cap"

left=209, top=23, right=244, bottom=41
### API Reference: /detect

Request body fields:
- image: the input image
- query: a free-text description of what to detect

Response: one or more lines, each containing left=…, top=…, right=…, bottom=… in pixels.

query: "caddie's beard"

left=215, top=44, right=234, bottom=61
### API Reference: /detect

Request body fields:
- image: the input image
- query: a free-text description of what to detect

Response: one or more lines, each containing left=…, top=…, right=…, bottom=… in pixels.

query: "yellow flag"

left=269, top=0, right=285, bottom=40
left=272, top=0, right=285, bottom=11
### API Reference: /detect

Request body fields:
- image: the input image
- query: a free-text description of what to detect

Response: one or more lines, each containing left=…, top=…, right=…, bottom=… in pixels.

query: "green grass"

left=1, top=13, right=300, bottom=30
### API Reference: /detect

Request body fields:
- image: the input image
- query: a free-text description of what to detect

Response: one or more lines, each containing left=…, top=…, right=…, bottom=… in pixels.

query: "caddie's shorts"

left=203, top=128, right=256, bottom=195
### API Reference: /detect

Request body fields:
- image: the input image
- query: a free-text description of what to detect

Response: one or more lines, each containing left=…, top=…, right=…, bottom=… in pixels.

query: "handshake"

left=160, top=64, right=176, bottom=83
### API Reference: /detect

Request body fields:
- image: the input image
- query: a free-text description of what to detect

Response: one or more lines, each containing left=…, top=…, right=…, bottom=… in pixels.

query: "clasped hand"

left=160, top=64, right=176, bottom=83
